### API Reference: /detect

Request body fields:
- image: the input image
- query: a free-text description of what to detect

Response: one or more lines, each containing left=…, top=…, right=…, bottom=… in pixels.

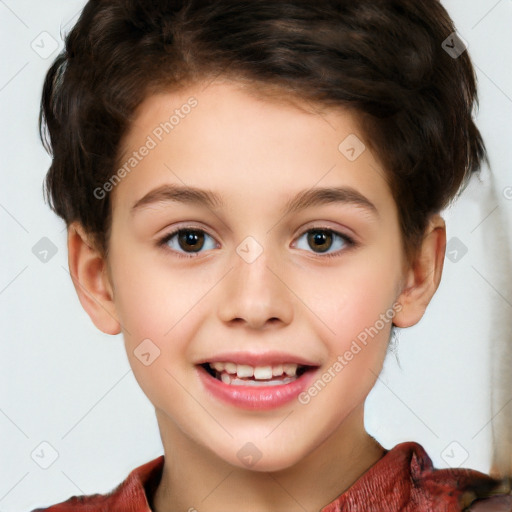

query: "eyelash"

left=157, top=226, right=357, bottom=260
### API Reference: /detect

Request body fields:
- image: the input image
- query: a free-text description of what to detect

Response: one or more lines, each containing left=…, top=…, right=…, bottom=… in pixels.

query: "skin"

left=67, top=79, right=446, bottom=512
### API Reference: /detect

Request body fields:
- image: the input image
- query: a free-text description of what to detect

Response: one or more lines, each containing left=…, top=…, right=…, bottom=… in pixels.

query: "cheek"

left=304, top=279, right=394, bottom=417
left=110, top=247, right=195, bottom=339
left=109, top=249, right=211, bottom=372
left=110, top=251, right=205, bottom=408
left=308, top=259, right=399, bottom=342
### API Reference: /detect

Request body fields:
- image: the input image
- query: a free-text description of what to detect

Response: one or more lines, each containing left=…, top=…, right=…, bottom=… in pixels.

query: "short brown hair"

left=40, top=0, right=486, bottom=261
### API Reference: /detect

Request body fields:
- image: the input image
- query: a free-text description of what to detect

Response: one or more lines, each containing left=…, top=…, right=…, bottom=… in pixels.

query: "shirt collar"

left=111, top=442, right=500, bottom=512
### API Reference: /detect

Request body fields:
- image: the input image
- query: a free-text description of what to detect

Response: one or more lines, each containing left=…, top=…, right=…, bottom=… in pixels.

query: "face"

left=105, top=80, right=407, bottom=471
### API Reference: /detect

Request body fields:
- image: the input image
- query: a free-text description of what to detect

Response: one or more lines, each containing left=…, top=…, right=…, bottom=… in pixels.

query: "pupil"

left=179, top=230, right=204, bottom=252
left=308, top=230, right=331, bottom=253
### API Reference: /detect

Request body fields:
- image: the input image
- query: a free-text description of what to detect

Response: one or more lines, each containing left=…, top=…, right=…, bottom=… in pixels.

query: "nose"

left=217, top=241, right=294, bottom=330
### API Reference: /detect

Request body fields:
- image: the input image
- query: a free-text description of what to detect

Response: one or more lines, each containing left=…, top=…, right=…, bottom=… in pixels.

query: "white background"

left=1, top=1, right=511, bottom=510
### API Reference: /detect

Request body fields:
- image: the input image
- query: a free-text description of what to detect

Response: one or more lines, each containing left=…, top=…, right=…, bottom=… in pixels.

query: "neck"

left=152, top=404, right=385, bottom=512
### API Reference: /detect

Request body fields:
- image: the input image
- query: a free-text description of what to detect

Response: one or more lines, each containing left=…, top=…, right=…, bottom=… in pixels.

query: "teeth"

left=211, top=362, right=225, bottom=372
left=272, top=364, right=283, bottom=376
left=219, top=374, right=297, bottom=386
left=208, top=362, right=300, bottom=380
left=236, top=364, right=253, bottom=378
left=253, top=366, right=272, bottom=379
left=225, top=362, right=237, bottom=374
left=283, top=363, right=297, bottom=377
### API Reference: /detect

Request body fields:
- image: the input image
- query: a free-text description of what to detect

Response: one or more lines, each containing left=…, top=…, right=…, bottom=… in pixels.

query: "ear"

left=67, top=222, right=121, bottom=335
left=393, top=214, right=446, bottom=328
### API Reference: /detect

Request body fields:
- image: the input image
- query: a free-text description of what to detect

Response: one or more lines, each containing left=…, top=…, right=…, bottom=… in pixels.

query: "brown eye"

left=177, top=230, right=205, bottom=252
left=160, top=228, right=217, bottom=257
left=307, top=230, right=333, bottom=253
left=295, top=228, right=355, bottom=257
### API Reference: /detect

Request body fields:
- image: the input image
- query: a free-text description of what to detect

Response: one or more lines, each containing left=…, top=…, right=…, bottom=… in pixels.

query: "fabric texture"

left=31, top=441, right=512, bottom=512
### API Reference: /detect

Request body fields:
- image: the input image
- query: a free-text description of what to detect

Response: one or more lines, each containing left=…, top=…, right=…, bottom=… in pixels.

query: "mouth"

left=200, top=361, right=313, bottom=386
left=195, top=351, right=320, bottom=411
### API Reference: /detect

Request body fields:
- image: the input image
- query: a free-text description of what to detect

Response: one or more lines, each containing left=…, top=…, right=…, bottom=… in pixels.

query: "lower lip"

left=197, top=365, right=318, bottom=410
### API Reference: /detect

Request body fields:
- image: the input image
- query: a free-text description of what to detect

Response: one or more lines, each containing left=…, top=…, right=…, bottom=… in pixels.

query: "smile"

left=203, top=361, right=307, bottom=386
left=197, top=360, right=319, bottom=410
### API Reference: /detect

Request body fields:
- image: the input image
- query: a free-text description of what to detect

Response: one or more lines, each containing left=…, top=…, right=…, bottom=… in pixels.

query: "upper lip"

left=196, top=351, right=320, bottom=367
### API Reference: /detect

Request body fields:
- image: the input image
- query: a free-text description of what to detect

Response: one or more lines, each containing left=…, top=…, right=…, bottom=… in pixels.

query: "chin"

left=216, top=444, right=307, bottom=473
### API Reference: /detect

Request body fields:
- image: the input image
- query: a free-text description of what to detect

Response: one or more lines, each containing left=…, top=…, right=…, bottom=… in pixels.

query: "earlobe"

left=393, top=215, right=446, bottom=328
left=67, top=222, right=121, bottom=335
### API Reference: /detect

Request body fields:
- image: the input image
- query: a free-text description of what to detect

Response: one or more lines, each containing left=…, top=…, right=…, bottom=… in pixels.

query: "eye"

left=158, top=228, right=217, bottom=257
left=294, top=228, right=355, bottom=257
left=158, top=226, right=356, bottom=259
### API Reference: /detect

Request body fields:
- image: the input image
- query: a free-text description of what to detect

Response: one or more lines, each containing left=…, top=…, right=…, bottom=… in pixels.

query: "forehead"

left=111, top=80, right=394, bottom=219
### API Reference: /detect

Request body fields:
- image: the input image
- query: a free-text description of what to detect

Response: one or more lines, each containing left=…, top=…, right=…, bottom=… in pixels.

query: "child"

left=34, top=0, right=512, bottom=510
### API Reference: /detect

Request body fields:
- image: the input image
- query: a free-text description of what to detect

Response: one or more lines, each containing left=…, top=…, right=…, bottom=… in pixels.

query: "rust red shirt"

left=31, top=441, right=512, bottom=512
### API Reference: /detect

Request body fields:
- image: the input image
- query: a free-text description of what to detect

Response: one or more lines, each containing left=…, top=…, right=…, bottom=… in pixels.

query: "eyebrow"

left=130, top=184, right=379, bottom=217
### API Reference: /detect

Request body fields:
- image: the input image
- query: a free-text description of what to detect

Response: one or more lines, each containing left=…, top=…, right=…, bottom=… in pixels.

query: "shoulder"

left=30, top=493, right=116, bottom=512
left=29, top=455, right=164, bottom=512
left=386, top=442, right=510, bottom=511
left=466, top=494, right=512, bottom=511
left=325, top=440, right=509, bottom=512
